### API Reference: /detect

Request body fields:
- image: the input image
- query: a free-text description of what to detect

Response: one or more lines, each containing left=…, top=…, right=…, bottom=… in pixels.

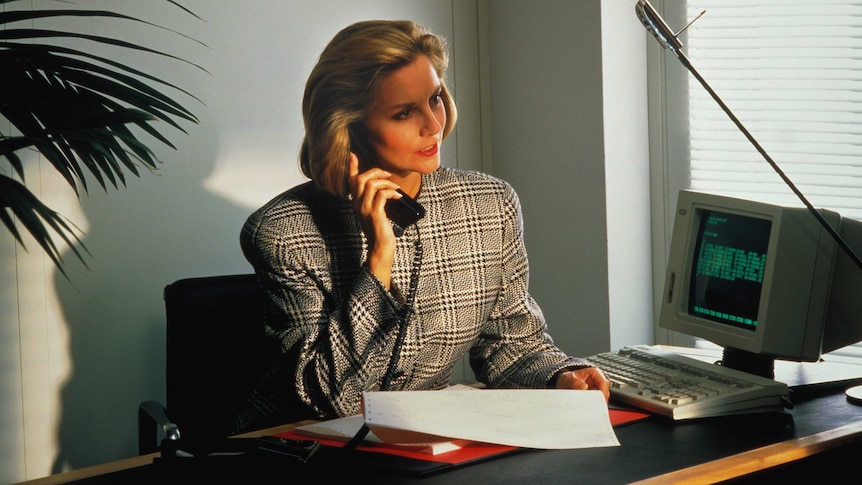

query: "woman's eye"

left=396, top=108, right=412, bottom=120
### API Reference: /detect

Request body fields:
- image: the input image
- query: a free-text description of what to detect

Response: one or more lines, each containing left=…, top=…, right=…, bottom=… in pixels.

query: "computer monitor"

left=659, top=190, right=862, bottom=378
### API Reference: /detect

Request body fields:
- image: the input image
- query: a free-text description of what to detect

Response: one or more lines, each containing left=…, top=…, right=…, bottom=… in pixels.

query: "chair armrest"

left=138, top=400, right=181, bottom=455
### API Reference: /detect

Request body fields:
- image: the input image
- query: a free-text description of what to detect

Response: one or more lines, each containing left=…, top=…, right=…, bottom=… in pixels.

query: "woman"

left=235, top=19, right=608, bottom=432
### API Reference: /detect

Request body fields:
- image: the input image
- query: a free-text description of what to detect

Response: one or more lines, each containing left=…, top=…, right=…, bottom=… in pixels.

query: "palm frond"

left=0, top=0, right=203, bottom=274
left=0, top=175, right=90, bottom=279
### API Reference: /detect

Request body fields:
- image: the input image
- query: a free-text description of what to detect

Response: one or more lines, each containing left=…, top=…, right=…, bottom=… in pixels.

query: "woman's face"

left=363, top=54, right=446, bottom=188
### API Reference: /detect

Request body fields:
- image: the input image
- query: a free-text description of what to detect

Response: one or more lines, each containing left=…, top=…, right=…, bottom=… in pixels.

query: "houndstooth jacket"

left=235, top=166, right=591, bottom=431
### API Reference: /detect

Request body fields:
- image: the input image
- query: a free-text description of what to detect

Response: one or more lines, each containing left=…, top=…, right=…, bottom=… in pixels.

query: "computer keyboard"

left=588, top=345, right=791, bottom=420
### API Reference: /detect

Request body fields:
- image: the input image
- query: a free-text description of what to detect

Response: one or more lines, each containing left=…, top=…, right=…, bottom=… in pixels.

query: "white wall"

left=487, top=1, right=610, bottom=356
left=0, top=1, right=651, bottom=482
left=602, top=1, right=654, bottom=351
left=485, top=0, right=652, bottom=356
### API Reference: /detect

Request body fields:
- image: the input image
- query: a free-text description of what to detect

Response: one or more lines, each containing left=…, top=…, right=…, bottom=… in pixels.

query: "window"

left=650, top=0, right=862, bottom=358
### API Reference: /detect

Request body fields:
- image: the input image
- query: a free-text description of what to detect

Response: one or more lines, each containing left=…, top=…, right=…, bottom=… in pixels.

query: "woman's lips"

left=418, top=143, right=439, bottom=157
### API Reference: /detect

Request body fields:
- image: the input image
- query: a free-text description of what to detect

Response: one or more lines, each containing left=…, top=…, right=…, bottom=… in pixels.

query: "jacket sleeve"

left=469, top=183, right=592, bottom=388
left=239, top=205, right=409, bottom=420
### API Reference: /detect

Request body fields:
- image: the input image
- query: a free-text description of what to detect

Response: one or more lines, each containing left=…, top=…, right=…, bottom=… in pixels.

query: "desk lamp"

left=635, top=0, right=862, bottom=402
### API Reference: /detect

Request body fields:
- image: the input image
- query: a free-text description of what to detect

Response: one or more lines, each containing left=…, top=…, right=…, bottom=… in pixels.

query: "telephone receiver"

left=348, top=124, right=426, bottom=237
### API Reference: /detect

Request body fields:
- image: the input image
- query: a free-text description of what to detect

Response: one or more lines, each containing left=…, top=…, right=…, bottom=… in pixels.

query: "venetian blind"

left=685, top=0, right=862, bottom=221
left=681, top=0, right=862, bottom=358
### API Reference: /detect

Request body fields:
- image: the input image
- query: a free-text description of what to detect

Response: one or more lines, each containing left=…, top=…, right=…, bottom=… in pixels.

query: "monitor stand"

left=720, top=347, right=775, bottom=379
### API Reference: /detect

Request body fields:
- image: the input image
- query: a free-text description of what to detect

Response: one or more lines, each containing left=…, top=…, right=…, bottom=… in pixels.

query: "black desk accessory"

left=156, top=436, right=320, bottom=463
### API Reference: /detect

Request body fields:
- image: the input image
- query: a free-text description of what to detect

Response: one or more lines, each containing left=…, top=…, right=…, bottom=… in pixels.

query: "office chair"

left=138, top=273, right=270, bottom=455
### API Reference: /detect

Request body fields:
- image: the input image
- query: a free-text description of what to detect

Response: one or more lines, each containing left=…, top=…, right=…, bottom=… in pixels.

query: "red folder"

left=274, top=408, right=649, bottom=466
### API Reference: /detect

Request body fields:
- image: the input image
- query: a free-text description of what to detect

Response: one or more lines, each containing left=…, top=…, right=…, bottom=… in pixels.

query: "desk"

left=14, top=421, right=318, bottom=485
left=18, top=355, right=862, bottom=484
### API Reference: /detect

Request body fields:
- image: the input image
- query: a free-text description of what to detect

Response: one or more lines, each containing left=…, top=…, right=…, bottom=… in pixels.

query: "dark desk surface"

left=434, top=390, right=862, bottom=484
left=21, top=350, right=862, bottom=484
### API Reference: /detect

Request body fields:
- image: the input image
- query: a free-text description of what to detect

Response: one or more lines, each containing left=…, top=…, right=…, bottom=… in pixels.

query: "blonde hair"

left=299, top=20, right=457, bottom=196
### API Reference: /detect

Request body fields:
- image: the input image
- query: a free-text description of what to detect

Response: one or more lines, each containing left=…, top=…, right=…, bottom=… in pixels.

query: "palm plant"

left=0, top=0, right=203, bottom=276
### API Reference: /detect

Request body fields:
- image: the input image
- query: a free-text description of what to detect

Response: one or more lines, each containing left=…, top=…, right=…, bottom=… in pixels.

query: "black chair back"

left=164, top=274, right=268, bottom=446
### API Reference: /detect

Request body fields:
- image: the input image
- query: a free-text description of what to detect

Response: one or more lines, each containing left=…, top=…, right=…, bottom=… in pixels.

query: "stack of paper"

left=295, top=414, right=465, bottom=455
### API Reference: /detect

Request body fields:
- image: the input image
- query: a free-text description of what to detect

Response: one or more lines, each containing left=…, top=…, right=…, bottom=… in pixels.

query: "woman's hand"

left=348, top=153, right=402, bottom=288
left=553, top=367, right=611, bottom=402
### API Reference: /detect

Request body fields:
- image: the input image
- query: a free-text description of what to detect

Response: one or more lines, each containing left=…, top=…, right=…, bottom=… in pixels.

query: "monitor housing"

left=659, top=190, right=862, bottom=378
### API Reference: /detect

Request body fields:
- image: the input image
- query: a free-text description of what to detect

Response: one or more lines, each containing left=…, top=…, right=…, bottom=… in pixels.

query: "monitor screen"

left=658, top=190, right=856, bottom=371
left=688, top=209, right=770, bottom=332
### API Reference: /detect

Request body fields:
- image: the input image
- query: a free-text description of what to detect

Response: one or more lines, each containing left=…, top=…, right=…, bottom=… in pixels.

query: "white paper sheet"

left=362, top=389, right=620, bottom=449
